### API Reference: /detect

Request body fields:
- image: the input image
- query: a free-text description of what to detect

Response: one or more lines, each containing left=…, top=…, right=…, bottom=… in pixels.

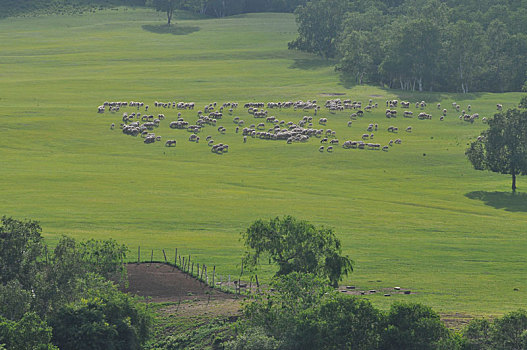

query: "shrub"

left=380, top=303, right=451, bottom=350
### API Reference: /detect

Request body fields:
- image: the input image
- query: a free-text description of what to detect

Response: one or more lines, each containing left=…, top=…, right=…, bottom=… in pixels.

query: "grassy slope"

left=0, top=8, right=525, bottom=315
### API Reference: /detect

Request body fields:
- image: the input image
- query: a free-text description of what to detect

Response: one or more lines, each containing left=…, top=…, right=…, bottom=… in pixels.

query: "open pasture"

left=0, top=8, right=526, bottom=315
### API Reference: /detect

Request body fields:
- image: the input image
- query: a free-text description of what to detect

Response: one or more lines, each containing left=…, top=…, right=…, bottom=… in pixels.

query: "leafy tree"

left=317, top=295, right=384, bottom=350
left=49, top=276, right=152, bottom=350
left=338, top=30, right=376, bottom=85
left=483, top=20, right=510, bottom=92
left=242, top=216, right=353, bottom=287
left=491, top=309, right=527, bottom=350
left=0, top=312, right=57, bottom=350
left=380, top=303, right=451, bottom=350
left=150, top=0, right=180, bottom=26
left=288, top=0, right=350, bottom=58
left=225, top=327, right=280, bottom=350
left=519, top=95, right=527, bottom=108
left=447, top=20, right=485, bottom=93
left=462, top=318, right=493, bottom=350
left=33, top=236, right=128, bottom=315
left=461, top=310, right=527, bottom=350
left=466, top=106, right=527, bottom=193
left=79, top=238, right=128, bottom=282
left=236, top=272, right=333, bottom=350
left=396, top=19, right=441, bottom=91
left=0, top=216, right=44, bottom=290
left=0, top=280, right=32, bottom=321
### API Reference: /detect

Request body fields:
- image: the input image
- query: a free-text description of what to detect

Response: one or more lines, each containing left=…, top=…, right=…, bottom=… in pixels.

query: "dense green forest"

left=289, top=0, right=527, bottom=92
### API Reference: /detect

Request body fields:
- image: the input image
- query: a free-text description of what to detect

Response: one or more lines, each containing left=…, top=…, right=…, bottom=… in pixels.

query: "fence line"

left=131, top=246, right=259, bottom=295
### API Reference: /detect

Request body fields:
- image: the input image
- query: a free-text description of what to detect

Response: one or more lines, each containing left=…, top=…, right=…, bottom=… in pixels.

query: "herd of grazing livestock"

left=97, top=97, right=495, bottom=155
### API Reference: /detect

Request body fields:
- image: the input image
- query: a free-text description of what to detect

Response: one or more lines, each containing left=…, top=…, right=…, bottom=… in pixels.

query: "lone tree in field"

left=242, top=216, right=353, bottom=287
left=151, top=0, right=179, bottom=26
left=466, top=104, right=527, bottom=193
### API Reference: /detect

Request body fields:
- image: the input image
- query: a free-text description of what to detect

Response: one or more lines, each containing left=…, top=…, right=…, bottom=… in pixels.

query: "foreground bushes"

left=0, top=217, right=153, bottom=350
left=228, top=273, right=527, bottom=350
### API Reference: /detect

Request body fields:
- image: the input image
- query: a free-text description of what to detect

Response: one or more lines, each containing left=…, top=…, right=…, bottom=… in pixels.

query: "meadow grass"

left=0, top=8, right=526, bottom=315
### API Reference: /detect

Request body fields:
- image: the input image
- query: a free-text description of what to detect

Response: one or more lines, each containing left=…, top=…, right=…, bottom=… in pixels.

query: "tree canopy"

left=291, top=0, right=527, bottom=92
left=0, top=216, right=152, bottom=350
left=242, top=215, right=353, bottom=287
left=229, top=273, right=454, bottom=350
left=466, top=102, right=527, bottom=193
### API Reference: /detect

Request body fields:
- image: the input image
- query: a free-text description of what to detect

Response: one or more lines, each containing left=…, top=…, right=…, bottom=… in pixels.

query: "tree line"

left=0, top=0, right=308, bottom=19
left=289, top=0, right=527, bottom=93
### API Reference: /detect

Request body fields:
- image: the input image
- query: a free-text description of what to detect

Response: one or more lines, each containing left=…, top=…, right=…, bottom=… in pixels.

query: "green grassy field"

left=1, top=8, right=526, bottom=315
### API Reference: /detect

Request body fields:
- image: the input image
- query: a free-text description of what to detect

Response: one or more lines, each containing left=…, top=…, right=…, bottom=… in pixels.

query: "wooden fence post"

left=175, top=248, right=178, bottom=266
left=182, top=257, right=185, bottom=273
left=163, top=249, right=167, bottom=263
left=197, top=263, right=200, bottom=278
left=188, top=255, right=191, bottom=273
left=191, top=262, right=194, bottom=275
left=212, top=265, right=216, bottom=287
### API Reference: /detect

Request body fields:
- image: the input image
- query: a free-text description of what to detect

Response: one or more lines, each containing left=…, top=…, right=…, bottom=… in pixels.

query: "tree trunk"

left=512, top=172, right=517, bottom=193
left=167, top=10, right=172, bottom=27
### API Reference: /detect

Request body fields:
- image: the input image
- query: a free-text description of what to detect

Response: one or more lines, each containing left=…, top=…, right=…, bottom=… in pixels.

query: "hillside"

left=0, top=8, right=525, bottom=316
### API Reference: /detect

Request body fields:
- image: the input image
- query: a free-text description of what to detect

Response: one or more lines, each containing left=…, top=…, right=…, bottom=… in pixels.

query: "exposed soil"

left=123, top=263, right=237, bottom=303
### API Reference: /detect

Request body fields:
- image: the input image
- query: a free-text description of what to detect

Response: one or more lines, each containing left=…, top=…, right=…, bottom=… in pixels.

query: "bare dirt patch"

left=123, top=263, right=237, bottom=303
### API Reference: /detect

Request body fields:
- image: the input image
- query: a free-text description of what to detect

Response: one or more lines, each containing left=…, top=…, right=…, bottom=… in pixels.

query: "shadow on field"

left=465, top=191, right=527, bottom=212
left=289, top=58, right=335, bottom=70
left=142, top=24, right=200, bottom=35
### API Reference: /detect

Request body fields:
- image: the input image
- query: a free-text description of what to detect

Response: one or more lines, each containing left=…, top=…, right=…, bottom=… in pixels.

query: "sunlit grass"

left=0, top=8, right=525, bottom=315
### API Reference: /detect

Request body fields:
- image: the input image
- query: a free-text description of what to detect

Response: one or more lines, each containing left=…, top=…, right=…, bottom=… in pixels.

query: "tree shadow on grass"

left=142, top=24, right=200, bottom=36
left=465, top=191, right=527, bottom=212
